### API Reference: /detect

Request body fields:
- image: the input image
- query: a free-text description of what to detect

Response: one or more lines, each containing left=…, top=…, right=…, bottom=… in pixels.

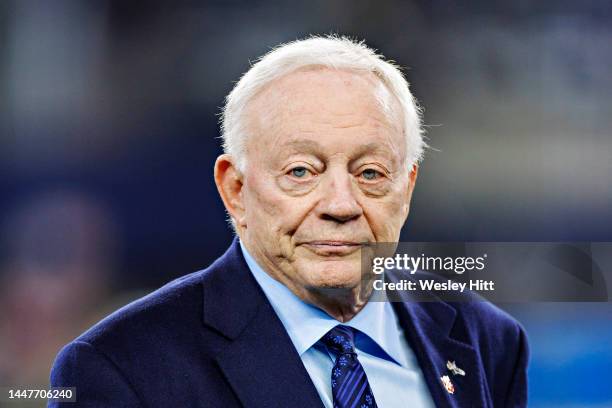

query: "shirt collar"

left=240, top=240, right=408, bottom=367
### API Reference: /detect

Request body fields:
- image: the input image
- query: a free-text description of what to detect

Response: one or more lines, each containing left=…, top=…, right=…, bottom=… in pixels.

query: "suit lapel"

left=201, top=238, right=324, bottom=408
left=392, top=299, right=489, bottom=408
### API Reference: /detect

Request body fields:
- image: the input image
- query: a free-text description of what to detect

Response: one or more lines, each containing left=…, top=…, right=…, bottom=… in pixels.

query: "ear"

left=214, top=154, right=247, bottom=228
left=403, top=164, right=419, bottom=219
left=408, top=163, right=419, bottom=191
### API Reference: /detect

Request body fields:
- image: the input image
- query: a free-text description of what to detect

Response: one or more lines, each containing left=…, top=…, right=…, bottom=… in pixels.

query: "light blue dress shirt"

left=240, top=242, right=435, bottom=408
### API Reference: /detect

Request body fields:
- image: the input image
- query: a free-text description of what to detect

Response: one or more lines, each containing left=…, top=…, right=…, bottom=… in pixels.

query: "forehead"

left=245, top=67, right=405, bottom=159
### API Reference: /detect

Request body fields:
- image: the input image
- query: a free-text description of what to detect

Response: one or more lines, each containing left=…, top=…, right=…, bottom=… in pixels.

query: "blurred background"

left=0, top=1, right=611, bottom=406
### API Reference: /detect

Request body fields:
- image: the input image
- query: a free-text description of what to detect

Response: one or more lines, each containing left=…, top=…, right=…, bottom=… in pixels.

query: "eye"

left=289, top=166, right=310, bottom=178
left=360, top=168, right=382, bottom=181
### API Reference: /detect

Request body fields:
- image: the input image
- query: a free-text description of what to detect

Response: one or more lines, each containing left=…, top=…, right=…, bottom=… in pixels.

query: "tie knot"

left=321, top=325, right=356, bottom=356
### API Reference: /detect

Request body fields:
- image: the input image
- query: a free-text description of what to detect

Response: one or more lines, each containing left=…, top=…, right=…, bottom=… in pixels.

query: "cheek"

left=244, top=173, right=311, bottom=235
left=364, top=187, right=410, bottom=241
left=244, top=178, right=282, bottom=234
left=366, top=204, right=402, bottom=240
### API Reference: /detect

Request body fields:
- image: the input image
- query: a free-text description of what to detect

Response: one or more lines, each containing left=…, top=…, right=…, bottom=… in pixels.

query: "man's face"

left=238, top=68, right=416, bottom=296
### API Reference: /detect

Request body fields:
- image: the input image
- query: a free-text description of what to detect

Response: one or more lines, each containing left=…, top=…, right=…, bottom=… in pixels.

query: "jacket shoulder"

left=76, top=268, right=208, bottom=350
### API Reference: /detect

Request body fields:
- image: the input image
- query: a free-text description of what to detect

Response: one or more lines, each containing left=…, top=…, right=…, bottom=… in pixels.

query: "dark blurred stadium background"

left=0, top=1, right=611, bottom=406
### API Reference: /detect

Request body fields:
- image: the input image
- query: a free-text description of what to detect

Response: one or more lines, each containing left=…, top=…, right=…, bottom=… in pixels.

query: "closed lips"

left=305, top=241, right=361, bottom=246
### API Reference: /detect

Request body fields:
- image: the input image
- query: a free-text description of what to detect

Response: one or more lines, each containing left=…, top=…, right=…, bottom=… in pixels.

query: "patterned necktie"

left=321, top=325, right=378, bottom=408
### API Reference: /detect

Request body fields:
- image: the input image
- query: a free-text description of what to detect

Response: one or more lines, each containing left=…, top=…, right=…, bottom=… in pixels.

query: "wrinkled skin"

left=215, top=67, right=417, bottom=321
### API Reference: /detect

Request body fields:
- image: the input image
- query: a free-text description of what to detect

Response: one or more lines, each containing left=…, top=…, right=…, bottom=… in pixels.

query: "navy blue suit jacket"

left=49, top=238, right=528, bottom=407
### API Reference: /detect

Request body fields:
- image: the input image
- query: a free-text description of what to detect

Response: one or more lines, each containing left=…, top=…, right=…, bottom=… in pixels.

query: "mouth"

left=301, top=240, right=365, bottom=256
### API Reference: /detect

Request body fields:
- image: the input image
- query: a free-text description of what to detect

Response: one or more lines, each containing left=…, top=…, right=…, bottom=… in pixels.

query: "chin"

left=299, top=259, right=363, bottom=289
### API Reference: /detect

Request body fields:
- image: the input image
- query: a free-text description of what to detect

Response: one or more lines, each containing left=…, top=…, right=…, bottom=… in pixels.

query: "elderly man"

left=50, top=36, right=528, bottom=407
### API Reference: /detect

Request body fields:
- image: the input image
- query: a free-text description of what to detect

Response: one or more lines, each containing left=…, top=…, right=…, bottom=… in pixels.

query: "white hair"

left=220, top=35, right=426, bottom=171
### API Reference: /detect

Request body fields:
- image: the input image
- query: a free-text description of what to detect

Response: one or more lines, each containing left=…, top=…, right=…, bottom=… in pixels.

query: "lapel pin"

left=446, top=360, right=465, bottom=376
left=440, top=375, right=455, bottom=394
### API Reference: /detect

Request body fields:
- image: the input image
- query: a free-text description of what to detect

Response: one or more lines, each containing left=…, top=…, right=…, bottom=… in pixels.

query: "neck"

left=269, top=274, right=373, bottom=322
left=240, top=236, right=373, bottom=322
left=302, top=286, right=372, bottom=322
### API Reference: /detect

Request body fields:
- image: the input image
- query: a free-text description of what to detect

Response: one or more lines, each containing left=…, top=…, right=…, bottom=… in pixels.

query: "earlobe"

left=214, top=155, right=246, bottom=226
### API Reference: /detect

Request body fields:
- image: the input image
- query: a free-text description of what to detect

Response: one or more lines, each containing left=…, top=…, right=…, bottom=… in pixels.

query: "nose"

left=316, top=169, right=363, bottom=223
